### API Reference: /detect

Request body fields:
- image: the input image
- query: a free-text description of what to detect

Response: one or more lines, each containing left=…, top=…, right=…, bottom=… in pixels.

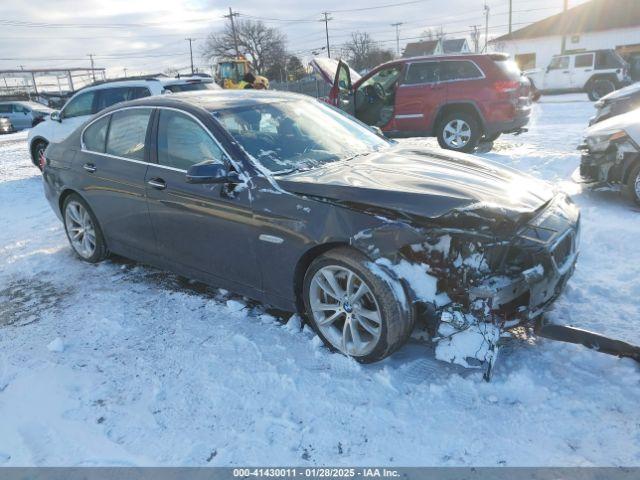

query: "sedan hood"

left=276, top=146, right=554, bottom=221
left=586, top=106, right=640, bottom=143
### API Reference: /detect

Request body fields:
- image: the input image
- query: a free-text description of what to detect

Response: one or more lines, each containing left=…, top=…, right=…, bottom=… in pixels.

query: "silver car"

left=0, top=101, right=52, bottom=130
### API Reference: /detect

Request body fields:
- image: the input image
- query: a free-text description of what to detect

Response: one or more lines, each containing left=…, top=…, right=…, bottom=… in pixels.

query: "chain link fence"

left=269, top=76, right=331, bottom=100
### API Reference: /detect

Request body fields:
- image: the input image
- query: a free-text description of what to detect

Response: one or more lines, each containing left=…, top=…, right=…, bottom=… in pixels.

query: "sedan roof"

left=112, top=90, right=308, bottom=113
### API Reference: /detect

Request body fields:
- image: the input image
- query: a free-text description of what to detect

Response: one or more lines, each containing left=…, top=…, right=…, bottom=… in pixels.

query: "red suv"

left=312, top=53, right=532, bottom=153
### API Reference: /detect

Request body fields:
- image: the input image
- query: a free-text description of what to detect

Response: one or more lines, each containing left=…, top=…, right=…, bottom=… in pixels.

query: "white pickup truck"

left=526, top=49, right=630, bottom=101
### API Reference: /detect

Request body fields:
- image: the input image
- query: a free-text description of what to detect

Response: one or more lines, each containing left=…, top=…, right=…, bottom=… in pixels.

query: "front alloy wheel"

left=303, top=248, right=415, bottom=363
left=309, top=266, right=382, bottom=357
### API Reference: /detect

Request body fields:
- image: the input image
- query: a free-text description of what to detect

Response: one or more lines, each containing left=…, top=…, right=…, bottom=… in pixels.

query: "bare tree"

left=345, top=31, right=375, bottom=72
left=421, top=27, right=445, bottom=41
left=344, top=32, right=393, bottom=72
left=163, top=67, right=180, bottom=77
left=202, top=19, right=287, bottom=74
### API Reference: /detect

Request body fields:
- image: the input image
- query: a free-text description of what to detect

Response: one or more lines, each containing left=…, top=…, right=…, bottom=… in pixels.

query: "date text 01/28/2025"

left=232, top=468, right=400, bottom=478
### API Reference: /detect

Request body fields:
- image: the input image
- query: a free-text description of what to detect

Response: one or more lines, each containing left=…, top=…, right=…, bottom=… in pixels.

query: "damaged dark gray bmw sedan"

left=42, top=90, right=580, bottom=374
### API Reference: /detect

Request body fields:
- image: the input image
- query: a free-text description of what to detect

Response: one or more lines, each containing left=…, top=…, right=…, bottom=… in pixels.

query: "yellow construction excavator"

left=215, top=56, right=258, bottom=89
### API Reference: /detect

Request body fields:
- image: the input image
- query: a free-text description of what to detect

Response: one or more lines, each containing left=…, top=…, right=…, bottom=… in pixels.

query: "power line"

left=0, top=16, right=219, bottom=29
left=0, top=52, right=188, bottom=61
left=330, top=0, right=431, bottom=13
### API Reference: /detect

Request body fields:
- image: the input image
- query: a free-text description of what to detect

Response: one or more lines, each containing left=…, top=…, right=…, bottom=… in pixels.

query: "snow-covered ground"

left=0, top=95, right=639, bottom=466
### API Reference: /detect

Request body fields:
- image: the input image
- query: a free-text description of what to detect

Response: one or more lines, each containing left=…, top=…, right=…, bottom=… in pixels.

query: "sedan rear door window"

left=105, top=109, right=152, bottom=161
left=83, top=115, right=110, bottom=153
left=157, top=110, right=224, bottom=170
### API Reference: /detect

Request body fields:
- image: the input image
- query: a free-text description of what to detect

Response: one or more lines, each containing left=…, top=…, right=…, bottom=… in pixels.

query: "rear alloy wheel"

left=32, top=140, right=48, bottom=171
left=625, top=163, right=640, bottom=206
left=303, top=248, right=414, bottom=363
left=437, top=112, right=481, bottom=153
left=588, top=79, right=615, bottom=101
left=63, top=194, right=108, bottom=263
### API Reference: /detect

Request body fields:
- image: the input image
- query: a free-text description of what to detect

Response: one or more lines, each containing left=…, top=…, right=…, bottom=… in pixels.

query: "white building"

left=403, top=38, right=471, bottom=58
left=491, top=0, right=640, bottom=71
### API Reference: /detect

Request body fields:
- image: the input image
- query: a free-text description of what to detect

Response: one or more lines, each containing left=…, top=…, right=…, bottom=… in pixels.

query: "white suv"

left=526, top=49, right=630, bottom=101
left=28, top=76, right=219, bottom=168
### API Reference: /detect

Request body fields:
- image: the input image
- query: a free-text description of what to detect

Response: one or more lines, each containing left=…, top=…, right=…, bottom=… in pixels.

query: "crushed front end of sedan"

left=353, top=194, right=579, bottom=377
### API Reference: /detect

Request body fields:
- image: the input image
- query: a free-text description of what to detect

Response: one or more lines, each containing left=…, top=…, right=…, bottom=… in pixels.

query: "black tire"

left=62, top=193, right=108, bottom=263
left=624, top=162, right=640, bottom=206
left=31, top=139, right=48, bottom=171
left=436, top=112, right=482, bottom=153
left=587, top=79, right=615, bottom=101
left=302, top=247, right=415, bottom=363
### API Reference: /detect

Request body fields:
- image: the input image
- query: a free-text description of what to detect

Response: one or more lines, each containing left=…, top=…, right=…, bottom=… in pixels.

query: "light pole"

left=224, top=7, right=241, bottom=58
left=186, top=37, right=195, bottom=74
left=391, top=22, right=403, bottom=57
left=320, top=12, right=332, bottom=58
left=483, top=3, right=490, bottom=53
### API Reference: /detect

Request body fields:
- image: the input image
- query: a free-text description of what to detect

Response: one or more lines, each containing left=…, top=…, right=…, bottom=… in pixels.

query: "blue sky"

left=0, top=0, right=589, bottom=76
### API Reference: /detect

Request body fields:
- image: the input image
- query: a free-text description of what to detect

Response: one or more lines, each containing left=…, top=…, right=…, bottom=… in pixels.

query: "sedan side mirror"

left=186, top=161, right=241, bottom=184
left=50, top=111, right=61, bottom=122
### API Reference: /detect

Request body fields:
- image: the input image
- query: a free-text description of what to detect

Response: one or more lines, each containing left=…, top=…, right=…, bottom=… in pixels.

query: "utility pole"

left=88, top=54, right=96, bottom=81
left=186, top=37, right=195, bottom=74
left=224, top=7, right=240, bottom=58
left=508, top=0, right=513, bottom=34
left=320, top=12, right=332, bottom=58
left=560, top=0, right=569, bottom=53
left=483, top=3, right=490, bottom=53
left=470, top=25, right=481, bottom=53
left=391, top=22, right=403, bottom=58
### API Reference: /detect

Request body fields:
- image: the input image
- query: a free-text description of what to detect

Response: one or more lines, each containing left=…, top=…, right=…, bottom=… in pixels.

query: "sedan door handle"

left=147, top=178, right=166, bottom=190
left=83, top=163, right=96, bottom=173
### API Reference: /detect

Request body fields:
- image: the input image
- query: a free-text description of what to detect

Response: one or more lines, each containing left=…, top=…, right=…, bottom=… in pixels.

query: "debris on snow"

left=47, top=337, right=65, bottom=353
left=434, top=311, right=500, bottom=369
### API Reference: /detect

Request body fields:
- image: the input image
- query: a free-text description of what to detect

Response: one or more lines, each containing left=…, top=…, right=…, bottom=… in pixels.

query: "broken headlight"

left=585, top=130, right=627, bottom=152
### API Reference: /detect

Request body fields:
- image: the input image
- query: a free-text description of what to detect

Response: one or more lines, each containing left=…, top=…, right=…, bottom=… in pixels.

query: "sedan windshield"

left=213, top=99, right=390, bottom=173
